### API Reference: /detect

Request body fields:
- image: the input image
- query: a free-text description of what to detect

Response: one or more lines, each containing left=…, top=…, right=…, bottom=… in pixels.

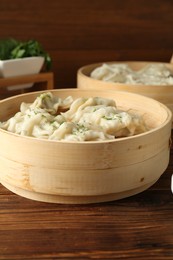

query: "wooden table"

left=0, top=137, right=173, bottom=259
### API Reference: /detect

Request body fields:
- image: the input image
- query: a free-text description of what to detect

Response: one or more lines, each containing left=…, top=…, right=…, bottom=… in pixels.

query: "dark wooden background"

left=0, top=0, right=173, bottom=88
left=0, top=2, right=173, bottom=258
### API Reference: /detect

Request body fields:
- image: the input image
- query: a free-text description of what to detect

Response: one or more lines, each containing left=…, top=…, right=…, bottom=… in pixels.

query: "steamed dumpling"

left=0, top=92, right=148, bottom=141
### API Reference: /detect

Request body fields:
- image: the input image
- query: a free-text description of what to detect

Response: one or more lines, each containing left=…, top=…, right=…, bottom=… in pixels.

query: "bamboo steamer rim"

left=0, top=88, right=172, bottom=145
left=77, top=60, right=173, bottom=88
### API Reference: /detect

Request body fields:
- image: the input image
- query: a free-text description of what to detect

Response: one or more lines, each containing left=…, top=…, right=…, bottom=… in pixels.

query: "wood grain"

left=0, top=135, right=173, bottom=259
left=0, top=0, right=173, bottom=88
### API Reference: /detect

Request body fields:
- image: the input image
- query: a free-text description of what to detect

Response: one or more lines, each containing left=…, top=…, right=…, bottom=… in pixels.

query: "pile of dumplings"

left=0, top=92, right=148, bottom=142
left=91, top=63, right=173, bottom=85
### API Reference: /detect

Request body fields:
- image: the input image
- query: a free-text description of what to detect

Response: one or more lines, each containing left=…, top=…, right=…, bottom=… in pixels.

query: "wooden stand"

left=0, top=72, right=54, bottom=98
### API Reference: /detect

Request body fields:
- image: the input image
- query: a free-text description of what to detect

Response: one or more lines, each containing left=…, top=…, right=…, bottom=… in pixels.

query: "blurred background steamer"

left=77, top=55, right=173, bottom=126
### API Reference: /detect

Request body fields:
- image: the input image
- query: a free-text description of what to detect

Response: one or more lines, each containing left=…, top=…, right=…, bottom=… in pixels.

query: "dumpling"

left=0, top=92, right=148, bottom=141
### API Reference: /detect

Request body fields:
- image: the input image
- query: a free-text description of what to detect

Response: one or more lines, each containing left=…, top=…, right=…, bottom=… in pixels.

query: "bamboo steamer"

left=77, top=58, right=173, bottom=115
left=0, top=89, right=172, bottom=204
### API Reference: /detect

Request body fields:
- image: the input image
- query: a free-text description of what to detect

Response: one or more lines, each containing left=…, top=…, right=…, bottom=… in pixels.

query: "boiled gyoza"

left=0, top=92, right=148, bottom=141
left=91, top=63, right=173, bottom=85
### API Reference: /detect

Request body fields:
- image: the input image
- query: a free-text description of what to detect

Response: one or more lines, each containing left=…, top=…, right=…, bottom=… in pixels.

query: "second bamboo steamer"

left=77, top=61, right=173, bottom=115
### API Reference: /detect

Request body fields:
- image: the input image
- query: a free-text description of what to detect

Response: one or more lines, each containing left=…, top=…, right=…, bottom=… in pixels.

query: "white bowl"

left=0, top=56, right=44, bottom=90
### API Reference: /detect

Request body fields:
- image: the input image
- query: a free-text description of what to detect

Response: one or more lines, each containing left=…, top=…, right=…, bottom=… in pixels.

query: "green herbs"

left=102, top=114, right=122, bottom=121
left=72, top=124, right=88, bottom=135
left=0, top=38, right=52, bottom=70
left=102, top=116, right=114, bottom=120
left=0, top=38, right=18, bottom=60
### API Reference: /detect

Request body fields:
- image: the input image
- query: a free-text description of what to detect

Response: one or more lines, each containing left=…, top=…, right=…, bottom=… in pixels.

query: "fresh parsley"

left=0, top=38, right=52, bottom=70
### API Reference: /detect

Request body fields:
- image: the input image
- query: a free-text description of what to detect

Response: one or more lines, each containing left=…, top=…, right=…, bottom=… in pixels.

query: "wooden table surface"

left=0, top=136, right=173, bottom=260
